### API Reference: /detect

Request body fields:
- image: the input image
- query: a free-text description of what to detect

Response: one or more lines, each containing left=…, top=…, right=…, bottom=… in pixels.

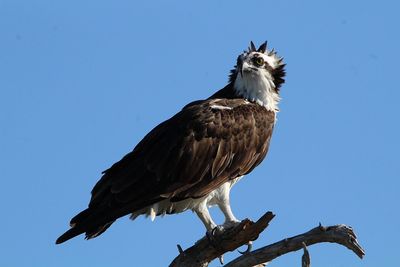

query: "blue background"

left=0, top=0, right=398, bottom=266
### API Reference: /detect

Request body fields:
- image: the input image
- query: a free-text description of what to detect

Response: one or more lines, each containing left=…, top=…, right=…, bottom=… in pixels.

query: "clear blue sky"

left=0, top=1, right=398, bottom=266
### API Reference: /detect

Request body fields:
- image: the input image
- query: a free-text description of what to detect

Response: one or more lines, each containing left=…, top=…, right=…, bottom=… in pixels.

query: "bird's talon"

left=206, top=225, right=225, bottom=249
left=238, top=241, right=253, bottom=254
left=219, top=255, right=224, bottom=265
left=211, top=227, right=218, bottom=236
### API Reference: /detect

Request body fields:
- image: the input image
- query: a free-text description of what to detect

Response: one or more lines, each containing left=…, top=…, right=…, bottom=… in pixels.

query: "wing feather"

left=58, top=98, right=275, bottom=242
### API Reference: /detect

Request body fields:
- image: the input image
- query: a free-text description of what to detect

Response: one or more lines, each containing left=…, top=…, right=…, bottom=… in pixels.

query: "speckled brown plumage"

left=56, top=97, right=275, bottom=243
left=56, top=41, right=285, bottom=244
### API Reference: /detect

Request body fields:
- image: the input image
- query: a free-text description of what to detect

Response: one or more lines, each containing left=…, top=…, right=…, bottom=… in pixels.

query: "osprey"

left=56, top=41, right=285, bottom=244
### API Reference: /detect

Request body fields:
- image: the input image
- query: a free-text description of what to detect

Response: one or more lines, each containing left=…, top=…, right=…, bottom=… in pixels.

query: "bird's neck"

left=233, top=73, right=280, bottom=112
left=210, top=78, right=280, bottom=112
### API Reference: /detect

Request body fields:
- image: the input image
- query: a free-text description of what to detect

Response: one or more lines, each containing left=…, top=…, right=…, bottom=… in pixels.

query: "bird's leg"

left=194, top=202, right=217, bottom=232
left=219, top=201, right=240, bottom=228
left=218, top=194, right=253, bottom=254
left=217, top=183, right=253, bottom=254
left=217, top=183, right=240, bottom=229
left=194, top=201, right=224, bottom=265
left=194, top=203, right=225, bottom=264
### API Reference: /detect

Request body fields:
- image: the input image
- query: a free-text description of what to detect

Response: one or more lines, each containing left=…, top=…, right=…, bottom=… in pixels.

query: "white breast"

left=234, top=70, right=280, bottom=112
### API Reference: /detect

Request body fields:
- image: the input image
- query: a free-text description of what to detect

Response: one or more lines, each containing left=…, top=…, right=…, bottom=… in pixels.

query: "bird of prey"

left=56, top=41, right=285, bottom=244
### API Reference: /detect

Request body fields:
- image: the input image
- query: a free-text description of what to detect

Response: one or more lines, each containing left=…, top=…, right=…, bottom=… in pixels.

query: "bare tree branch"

left=224, top=223, right=365, bottom=267
left=169, top=211, right=275, bottom=267
left=168, top=211, right=365, bottom=267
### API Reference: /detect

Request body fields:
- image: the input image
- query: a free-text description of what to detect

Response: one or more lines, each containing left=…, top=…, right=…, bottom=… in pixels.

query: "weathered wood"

left=224, top=224, right=365, bottom=267
left=169, top=212, right=275, bottom=267
left=168, top=212, right=365, bottom=267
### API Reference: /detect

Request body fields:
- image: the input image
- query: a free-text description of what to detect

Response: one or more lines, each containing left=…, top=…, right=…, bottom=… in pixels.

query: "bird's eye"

left=254, top=57, right=265, bottom=66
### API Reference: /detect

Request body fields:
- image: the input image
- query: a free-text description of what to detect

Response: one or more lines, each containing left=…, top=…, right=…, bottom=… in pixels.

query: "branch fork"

left=169, top=211, right=365, bottom=267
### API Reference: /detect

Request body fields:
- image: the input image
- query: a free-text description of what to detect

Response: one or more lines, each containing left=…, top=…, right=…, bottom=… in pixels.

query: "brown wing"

left=56, top=98, right=275, bottom=244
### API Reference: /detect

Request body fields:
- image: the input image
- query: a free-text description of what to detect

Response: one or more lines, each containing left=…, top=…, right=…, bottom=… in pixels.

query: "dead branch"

left=224, top=223, right=365, bottom=267
left=169, top=211, right=365, bottom=267
left=169, top=211, right=275, bottom=267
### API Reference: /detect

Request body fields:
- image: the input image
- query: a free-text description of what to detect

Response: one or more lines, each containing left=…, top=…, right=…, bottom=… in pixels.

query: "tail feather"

left=56, top=197, right=163, bottom=244
left=56, top=226, right=85, bottom=244
left=56, top=207, right=115, bottom=244
left=85, top=221, right=115, bottom=240
left=70, top=208, right=91, bottom=227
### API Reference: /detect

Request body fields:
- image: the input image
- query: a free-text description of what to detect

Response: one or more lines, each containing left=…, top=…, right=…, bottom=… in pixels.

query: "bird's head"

left=229, top=41, right=286, bottom=111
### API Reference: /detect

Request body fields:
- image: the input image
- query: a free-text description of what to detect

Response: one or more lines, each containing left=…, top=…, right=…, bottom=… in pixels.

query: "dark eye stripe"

left=252, top=56, right=265, bottom=66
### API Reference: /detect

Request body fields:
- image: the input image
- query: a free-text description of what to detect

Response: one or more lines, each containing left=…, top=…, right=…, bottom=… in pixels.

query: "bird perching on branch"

left=56, top=41, right=286, bottom=244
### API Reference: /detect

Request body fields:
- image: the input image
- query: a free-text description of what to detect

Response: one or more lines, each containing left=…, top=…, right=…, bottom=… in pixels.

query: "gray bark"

left=169, top=211, right=365, bottom=267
